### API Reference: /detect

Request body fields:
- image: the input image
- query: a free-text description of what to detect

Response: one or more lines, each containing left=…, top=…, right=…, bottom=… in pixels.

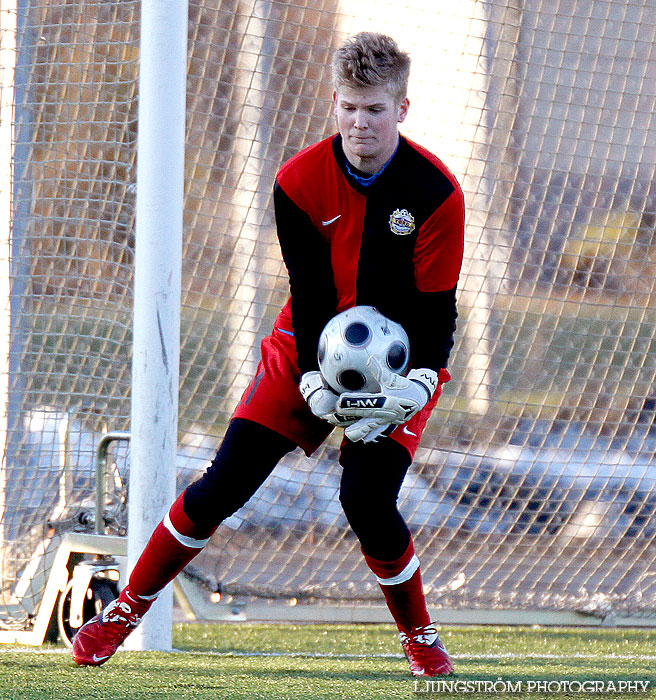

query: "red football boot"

left=398, top=623, right=454, bottom=676
left=72, top=589, right=153, bottom=666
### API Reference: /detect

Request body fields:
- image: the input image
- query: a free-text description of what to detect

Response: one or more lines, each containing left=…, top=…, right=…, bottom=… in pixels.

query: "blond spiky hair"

left=332, top=32, right=411, bottom=104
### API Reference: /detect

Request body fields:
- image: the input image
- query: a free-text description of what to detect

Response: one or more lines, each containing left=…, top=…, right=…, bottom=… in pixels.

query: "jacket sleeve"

left=405, top=285, right=458, bottom=373
left=274, top=181, right=337, bottom=375
left=408, top=186, right=464, bottom=372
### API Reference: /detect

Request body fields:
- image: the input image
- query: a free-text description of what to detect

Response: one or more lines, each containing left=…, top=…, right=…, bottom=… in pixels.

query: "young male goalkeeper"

left=73, top=32, right=464, bottom=677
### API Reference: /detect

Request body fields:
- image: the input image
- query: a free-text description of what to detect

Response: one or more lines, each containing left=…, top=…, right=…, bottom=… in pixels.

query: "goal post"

left=126, top=0, right=187, bottom=651
left=1, top=0, right=656, bottom=639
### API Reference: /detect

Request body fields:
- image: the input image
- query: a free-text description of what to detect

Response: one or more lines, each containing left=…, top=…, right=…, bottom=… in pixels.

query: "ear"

left=398, top=97, right=409, bottom=123
left=332, top=90, right=338, bottom=113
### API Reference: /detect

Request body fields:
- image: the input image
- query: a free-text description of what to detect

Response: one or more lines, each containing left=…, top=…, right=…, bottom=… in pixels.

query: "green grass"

left=0, top=624, right=654, bottom=699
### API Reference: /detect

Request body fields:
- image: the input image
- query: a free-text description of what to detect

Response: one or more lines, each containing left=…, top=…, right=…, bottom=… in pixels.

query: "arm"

left=405, top=285, right=458, bottom=373
left=274, top=181, right=337, bottom=374
left=275, top=169, right=360, bottom=428
left=408, top=183, right=464, bottom=372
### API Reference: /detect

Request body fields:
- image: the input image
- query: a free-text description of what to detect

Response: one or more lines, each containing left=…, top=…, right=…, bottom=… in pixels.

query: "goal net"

left=2, top=0, right=655, bottom=630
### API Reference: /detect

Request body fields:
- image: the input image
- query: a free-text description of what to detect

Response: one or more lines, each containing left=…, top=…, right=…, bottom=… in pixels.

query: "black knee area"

left=338, top=438, right=412, bottom=561
left=183, top=419, right=296, bottom=531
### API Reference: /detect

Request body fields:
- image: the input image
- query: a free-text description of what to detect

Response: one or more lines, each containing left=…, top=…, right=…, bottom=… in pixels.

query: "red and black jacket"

left=274, top=133, right=464, bottom=376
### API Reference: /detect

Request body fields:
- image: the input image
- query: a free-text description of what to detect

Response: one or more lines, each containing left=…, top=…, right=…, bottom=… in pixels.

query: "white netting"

left=1, top=0, right=655, bottom=630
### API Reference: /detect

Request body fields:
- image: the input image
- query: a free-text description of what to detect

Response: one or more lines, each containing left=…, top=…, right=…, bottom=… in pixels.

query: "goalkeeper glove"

left=299, top=371, right=357, bottom=427
left=337, top=358, right=439, bottom=426
left=344, top=417, right=396, bottom=443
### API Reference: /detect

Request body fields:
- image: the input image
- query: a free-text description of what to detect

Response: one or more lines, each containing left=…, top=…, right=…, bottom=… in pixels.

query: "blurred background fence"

left=1, top=0, right=655, bottom=630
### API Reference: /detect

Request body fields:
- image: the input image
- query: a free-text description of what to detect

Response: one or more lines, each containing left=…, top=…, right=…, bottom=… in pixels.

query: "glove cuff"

left=299, top=371, right=326, bottom=402
left=407, top=368, right=439, bottom=402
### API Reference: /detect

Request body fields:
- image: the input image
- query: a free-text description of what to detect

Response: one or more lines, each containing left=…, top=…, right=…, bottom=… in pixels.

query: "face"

left=333, top=85, right=409, bottom=175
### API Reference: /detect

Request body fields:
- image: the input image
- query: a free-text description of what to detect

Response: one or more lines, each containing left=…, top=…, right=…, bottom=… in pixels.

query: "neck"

left=347, top=155, right=380, bottom=175
left=342, top=136, right=401, bottom=183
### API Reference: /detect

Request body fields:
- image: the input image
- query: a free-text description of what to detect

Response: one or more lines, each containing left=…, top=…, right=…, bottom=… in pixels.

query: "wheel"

left=57, top=576, right=119, bottom=647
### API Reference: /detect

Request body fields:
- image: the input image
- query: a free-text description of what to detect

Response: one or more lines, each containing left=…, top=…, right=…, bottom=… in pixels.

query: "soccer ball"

left=317, top=306, right=410, bottom=394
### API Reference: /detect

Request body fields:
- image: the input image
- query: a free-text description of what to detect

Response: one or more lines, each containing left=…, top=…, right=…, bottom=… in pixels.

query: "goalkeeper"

left=73, top=31, right=464, bottom=677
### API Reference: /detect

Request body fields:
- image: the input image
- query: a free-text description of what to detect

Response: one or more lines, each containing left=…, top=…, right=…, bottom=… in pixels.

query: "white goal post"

left=126, top=0, right=187, bottom=651
left=1, top=0, right=656, bottom=641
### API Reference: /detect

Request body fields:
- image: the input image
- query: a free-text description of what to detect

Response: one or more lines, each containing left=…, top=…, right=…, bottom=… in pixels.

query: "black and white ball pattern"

left=317, top=306, right=410, bottom=394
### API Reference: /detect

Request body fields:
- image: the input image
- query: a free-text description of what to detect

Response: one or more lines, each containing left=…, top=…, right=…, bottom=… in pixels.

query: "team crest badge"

left=389, top=208, right=415, bottom=235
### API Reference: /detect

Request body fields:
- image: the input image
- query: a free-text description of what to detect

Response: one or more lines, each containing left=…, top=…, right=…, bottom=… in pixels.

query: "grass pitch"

left=0, top=624, right=654, bottom=699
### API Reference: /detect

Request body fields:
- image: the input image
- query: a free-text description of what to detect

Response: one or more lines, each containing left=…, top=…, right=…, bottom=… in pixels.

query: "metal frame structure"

left=0, top=433, right=129, bottom=645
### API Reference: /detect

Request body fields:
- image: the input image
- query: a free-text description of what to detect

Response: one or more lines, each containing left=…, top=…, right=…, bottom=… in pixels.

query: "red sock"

left=127, top=489, right=216, bottom=599
left=362, top=538, right=430, bottom=634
